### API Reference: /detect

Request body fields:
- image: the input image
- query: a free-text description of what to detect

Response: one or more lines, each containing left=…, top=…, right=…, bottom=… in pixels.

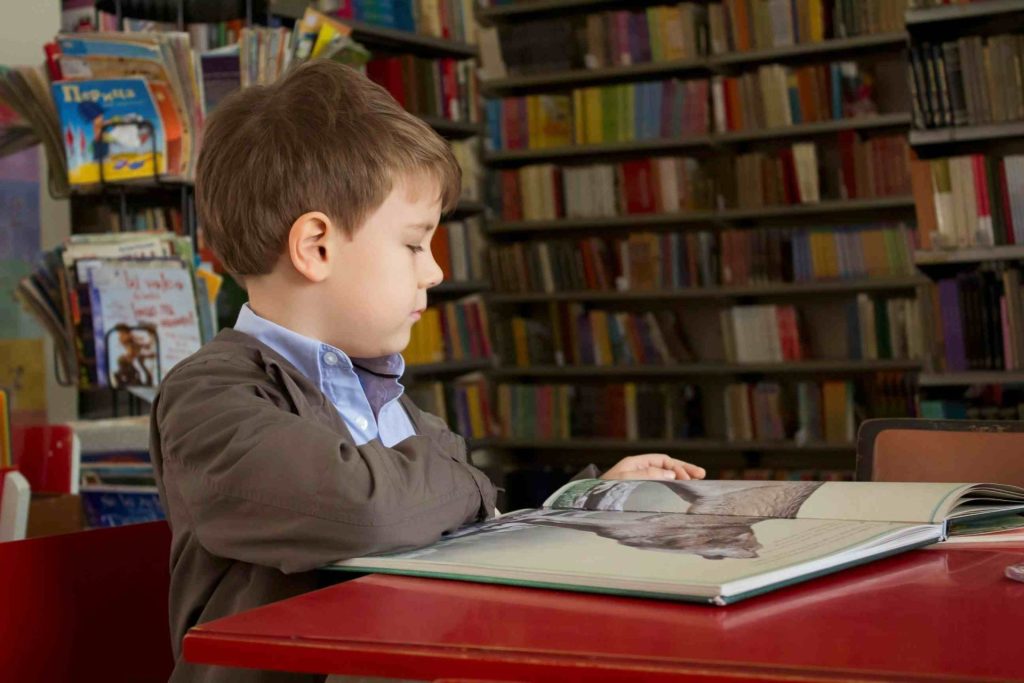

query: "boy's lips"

left=410, top=308, right=424, bottom=320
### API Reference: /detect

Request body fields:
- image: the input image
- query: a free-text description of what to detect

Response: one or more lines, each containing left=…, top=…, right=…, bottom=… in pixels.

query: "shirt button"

left=323, top=352, right=339, bottom=366
left=355, top=416, right=369, bottom=431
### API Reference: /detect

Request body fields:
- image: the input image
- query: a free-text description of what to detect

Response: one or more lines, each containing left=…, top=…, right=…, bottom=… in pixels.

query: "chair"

left=0, top=521, right=174, bottom=682
left=856, top=419, right=1024, bottom=487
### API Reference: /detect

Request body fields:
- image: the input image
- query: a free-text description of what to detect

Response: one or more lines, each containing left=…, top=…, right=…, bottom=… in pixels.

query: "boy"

left=151, top=60, right=705, bottom=683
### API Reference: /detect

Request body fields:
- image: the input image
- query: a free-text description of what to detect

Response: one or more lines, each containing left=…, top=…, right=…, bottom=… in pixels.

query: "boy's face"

left=324, top=177, right=444, bottom=358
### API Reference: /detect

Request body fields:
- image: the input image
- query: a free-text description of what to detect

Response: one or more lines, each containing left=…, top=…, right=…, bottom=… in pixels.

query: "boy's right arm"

left=154, top=357, right=496, bottom=574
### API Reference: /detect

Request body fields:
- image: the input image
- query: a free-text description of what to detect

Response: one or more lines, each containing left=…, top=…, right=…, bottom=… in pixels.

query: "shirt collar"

left=233, top=304, right=407, bottom=383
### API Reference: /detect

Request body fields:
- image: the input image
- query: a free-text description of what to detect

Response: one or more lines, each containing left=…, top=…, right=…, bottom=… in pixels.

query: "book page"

left=544, top=479, right=976, bottom=524
left=339, top=509, right=936, bottom=599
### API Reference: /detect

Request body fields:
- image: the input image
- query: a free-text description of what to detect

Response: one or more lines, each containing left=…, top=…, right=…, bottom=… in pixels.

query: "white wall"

left=0, top=0, right=77, bottom=422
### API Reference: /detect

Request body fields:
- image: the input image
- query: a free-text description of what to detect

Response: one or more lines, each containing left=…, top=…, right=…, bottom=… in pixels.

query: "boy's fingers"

left=617, top=467, right=677, bottom=480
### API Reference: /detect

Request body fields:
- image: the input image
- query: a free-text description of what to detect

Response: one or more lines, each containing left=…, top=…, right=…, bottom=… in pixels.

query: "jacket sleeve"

left=155, top=356, right=497, bottom=574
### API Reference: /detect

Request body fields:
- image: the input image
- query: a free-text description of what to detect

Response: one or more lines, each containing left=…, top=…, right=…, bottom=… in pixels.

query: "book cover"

left=52, top=77, right=167, bottom=184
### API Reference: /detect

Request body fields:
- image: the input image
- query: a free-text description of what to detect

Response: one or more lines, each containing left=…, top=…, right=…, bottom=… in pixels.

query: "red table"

left=185, top=546, right=1024, bottom=682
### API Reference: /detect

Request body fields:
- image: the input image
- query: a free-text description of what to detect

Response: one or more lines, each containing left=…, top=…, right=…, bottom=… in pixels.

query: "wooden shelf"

left=404, top=358, right=493, bottom=376
left=918, top=371, right=1024, bottom=387
left=484, top=115, right=911, bottom=165
left=716, top=196, right=917, bottom=221
left=708, top=32, right=908, bottom=68
left=487, top=277, right=929, bottom=304
left=490, top=210, right=716, bottom=233
left=484, top=134, right=714, bottom=165
left=271, top=0, right=476, bottom=58
left=419, top=116, right=482, bottom=139
left=489, top=196, right=916, bottom=234
left=469, top=437, right=855, bottom=453
left=906, top=0, right=1024, bottom=26
left=482, top=58, right=708, bottom=95
left=431, top=280, right=490, bottom=296
left=714, top=113, right=911, bottom=144
left=909, top=121, right=1024, bottom=147
left=492, top=360, right=922, bottom=379
left=915, top=245, right=1024, bottom=265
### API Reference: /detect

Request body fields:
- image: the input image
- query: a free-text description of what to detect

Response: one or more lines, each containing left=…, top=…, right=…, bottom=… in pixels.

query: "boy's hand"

left=600, top=454, right=706, bottom=481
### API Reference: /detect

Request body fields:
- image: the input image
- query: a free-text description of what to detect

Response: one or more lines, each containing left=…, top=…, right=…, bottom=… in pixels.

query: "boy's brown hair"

left=196, top=60, right=462, bottom=276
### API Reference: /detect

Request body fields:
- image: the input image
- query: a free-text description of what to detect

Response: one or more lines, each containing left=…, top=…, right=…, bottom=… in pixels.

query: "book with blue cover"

left=51, top=77, right=167, bottom=184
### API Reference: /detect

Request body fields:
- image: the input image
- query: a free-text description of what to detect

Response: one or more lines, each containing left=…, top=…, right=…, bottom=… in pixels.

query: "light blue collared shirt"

left=234, top=304, right=416, bottom=447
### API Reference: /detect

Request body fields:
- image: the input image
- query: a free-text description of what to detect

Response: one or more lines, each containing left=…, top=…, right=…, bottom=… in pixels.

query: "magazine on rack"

left=330, top=478, right=1024, bottom=605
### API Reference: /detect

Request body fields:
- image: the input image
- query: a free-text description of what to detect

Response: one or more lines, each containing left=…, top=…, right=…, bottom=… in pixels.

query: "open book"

left=330, top=479, right=1024, bottom=605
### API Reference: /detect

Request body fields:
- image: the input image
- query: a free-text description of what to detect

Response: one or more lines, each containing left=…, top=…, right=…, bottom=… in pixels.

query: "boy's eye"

left=407, top=245, right=425, bottom=254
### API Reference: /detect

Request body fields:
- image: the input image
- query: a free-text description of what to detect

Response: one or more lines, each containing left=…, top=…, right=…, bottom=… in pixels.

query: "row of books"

left=493, top=4, right=708, bottom=78
left=724, top=380, right=854, bottom=444
left=13, top=232, right=218, bottom=390
left=484, top=78, right=710, bottom=150
left=911, top=153, right=1024, bottom=250
left=74, top=202, right=186, bottom=235
left=845, top=295, right=924, bottom=362
left=408, top=374, right=498, bottom=440
left=909, top=34, right=1024, bottom=130
left=920, top=385, right=1024, bottom=421
left=405, top=295, right=493, bottom=366
left=723, top=298, right=921, bottom=364
left=490, top=134, right=912, bottom=222
left=710, top=0, right=908, bottom=55
left=735, top=134, right=912, bottom=208
left=711, top=60, right=882, bottom=132
left=487, top=225, right=917, bottom=294
left=434, top=219, right=487, bottom=283
left=500, top=307, right=695, bottom=367
left=367, top=55, right=480, bottom=124
left=928, top=269, right=1024, bottom=372
left=723, top=304, right=795, bottom=363
left=328, top=0, right=479, bottom=44
left=492, top=156, right=717, bottom=222
left=496, top=383, right=705, bottom=441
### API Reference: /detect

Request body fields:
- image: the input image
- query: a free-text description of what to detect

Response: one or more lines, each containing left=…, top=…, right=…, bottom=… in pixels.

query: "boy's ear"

left=287, top=211, right=338, bottom=283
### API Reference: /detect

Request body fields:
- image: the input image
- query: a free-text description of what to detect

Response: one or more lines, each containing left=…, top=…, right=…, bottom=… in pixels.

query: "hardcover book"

left=331, top=478, right=1024, bottom=605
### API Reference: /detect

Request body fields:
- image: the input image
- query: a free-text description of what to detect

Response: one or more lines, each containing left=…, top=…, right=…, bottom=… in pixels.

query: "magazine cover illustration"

left=52, top=77, right=166, bottom=184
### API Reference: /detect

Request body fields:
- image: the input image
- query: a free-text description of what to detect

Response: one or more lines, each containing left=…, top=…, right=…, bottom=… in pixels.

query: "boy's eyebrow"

left=405, top=222, right=436, bottom=233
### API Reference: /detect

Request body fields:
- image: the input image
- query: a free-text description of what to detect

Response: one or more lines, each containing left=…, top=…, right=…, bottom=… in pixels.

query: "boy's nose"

left=422, top=252, right=444, bottom=289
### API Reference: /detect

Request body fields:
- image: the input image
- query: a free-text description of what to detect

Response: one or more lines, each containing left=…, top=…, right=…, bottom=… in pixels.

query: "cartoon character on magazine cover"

left=75, top=99, right=153, bottom=174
